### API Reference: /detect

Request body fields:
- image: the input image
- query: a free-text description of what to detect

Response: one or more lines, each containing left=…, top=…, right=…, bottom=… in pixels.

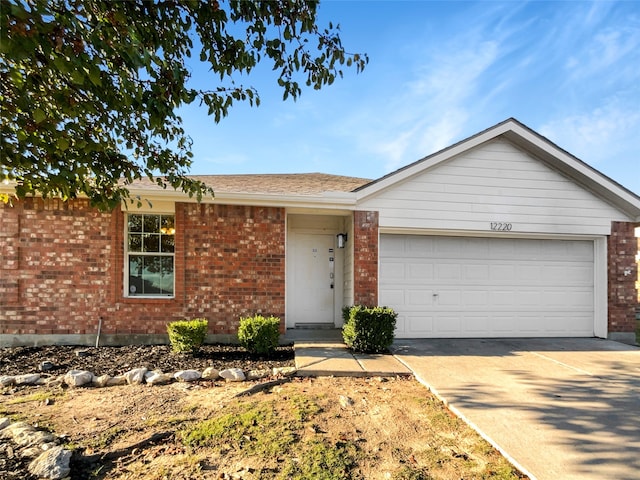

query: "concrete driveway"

left=391, top=338, right=640, bottom=480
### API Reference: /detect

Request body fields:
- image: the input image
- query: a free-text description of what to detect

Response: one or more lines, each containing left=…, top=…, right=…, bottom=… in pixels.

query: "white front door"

left=288, top=233, right=336, bottom=326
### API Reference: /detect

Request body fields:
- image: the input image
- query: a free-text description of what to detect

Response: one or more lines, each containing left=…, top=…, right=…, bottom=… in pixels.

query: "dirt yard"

left=0, top=346, right=527, bottom=480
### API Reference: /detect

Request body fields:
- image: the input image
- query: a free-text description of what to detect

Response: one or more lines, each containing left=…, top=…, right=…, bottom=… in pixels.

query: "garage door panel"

left=463, top=291, right=489, bottom=306
left=463, top=316, right=489, bottom=333
left=381, top=235, right=594, bottom=338
left=407, top=314, right=434, bottom=335
left=407, top=289, right=434, bottom=306
left=408, top=263, right=434, bottom=280
left=464, top=265, right=490, bottom=282
left=436, top=264, right=462, bottom=281
left=380, top=262, right=405, bottom=280
left=516, top=291, right=541, bottom=305
left=488, top=290, right=517, bottom=306
left=434, top=315, right=462, bottom=334
left=436, top=291, right=461, bottom=305
left=380, top=289, right=405, bottom=306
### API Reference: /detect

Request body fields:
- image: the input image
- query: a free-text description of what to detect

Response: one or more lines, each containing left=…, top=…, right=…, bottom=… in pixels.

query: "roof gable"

left=356, top=118, right=640, bottom=221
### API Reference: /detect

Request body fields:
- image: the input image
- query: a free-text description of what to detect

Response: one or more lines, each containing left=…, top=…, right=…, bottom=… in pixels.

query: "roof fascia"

left=125, top=188, right=359, bottom=210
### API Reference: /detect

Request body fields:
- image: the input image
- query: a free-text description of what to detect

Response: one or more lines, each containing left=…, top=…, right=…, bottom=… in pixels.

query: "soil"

left=0, top=345, right=527, bottom=480
left=0, top=344, right=295, bottom=378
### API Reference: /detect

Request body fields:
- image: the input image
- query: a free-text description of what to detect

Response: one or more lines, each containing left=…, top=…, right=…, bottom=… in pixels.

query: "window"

left=126, top=214, right=175, bottom=297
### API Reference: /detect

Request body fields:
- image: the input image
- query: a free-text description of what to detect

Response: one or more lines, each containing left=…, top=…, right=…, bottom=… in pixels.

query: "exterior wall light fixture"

left=337, top=233, right=348, bottom=249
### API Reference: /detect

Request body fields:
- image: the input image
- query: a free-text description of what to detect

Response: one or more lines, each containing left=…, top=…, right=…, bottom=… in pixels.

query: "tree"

left=0, top=0, right=367, bottom=210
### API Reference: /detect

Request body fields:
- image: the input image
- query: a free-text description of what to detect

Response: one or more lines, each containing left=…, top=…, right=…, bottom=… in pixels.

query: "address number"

left=490, top=222, right=512, bottom=231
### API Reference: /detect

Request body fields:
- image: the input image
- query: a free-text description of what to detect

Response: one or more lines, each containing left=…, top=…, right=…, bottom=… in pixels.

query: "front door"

left=288, top=233, right=336, bottom=326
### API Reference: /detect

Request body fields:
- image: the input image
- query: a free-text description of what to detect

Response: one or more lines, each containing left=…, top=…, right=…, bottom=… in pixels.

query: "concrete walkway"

left=285, top=329, right=411, bottom=377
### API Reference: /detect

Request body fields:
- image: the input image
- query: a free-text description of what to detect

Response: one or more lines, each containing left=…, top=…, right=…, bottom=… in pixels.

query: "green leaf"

left=56, top=137, right=70, bottom=151
left=33, top=108, right=47, bottom=124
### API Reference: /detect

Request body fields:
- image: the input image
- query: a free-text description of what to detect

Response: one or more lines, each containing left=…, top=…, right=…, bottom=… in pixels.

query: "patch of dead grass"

left=1, top=377, right=527, bottom=479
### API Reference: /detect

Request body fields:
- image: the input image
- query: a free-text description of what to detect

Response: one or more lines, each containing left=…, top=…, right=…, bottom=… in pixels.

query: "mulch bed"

left=0, top=343, right=295, bottom=378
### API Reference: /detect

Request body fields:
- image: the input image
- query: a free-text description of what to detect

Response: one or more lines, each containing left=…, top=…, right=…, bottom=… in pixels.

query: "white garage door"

left=380, top=235, right=594, bottom=338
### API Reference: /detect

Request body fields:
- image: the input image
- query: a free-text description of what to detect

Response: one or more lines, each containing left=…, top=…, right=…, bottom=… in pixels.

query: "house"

left=1, top=118, right=639, bottom=346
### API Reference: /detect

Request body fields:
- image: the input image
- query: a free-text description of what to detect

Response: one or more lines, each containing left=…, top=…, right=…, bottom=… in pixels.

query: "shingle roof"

left=133, top=173, right=372, bottom=196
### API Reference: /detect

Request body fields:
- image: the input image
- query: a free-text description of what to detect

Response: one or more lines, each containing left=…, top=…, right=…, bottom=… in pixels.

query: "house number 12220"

left=490, top=222, right=512, bottom=231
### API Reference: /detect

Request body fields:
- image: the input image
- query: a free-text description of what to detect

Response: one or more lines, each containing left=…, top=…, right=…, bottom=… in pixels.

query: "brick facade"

left=607, top=221, right=639, bottom=336
left=2, top=200, right=638, bottom=345
left=0, top=200, right=285, bottom=340
left=353, top=210, right=378, bottom=306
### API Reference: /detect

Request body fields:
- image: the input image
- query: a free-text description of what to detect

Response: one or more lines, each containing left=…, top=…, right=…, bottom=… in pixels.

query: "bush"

left=238, top=315, right=281, bottom=355
left=167, top=318, right=208, bottom=353
left=342, top=306, right=397, bottom=353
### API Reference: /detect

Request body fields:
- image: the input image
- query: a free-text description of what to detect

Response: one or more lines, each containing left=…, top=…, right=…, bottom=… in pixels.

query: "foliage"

left=182, top=400, right=297, bottom=455
left=1, top=0, right=368, bottom=210
left=280, top=439, right=359, bottom=480
left=167, top=318, right=208, bottom=353
left=237, top=314, right=280, bottom=355
left=342, top=305, right=397, bottom=353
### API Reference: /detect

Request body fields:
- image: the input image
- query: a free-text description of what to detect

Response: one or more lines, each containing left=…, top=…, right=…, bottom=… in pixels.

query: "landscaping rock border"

left=1, top=365, right=297, bottom=390
left=0, top=418, right=70, bottom=480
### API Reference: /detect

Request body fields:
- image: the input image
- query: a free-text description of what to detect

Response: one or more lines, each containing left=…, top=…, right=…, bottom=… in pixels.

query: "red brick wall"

left=0, top=199, right=286, bottom=339
left=353, top=210, right=378, bottom=306
left=608, top=221, right=639, bottom=334
left=0, top=198, right=114, bottom=335
left=179, top=203, right=285, bottom=334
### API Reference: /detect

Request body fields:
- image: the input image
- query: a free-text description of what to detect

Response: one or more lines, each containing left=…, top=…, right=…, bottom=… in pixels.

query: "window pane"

left=128, top=255, right=173, bottom=295
left=128, top=214, right=142, bottom=233
left=128, top=256, right=144, bottom=295
left=143, top=233, right=160, bottom=252
left=128, top=234, right=142, bottom=252
left=160, top=256, right=174, bottom=295
left=160, top=216, right=175, bottom=233
left=143, top=215, right=160, bottom=233
left=161, top=234, right=175, bottom=253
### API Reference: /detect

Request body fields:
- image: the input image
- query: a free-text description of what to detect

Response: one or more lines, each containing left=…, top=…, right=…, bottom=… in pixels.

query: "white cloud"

left=353, top=36, right=504, bottom=173
left=565, top=27, right=640, bottom=81
left=539, top=99, right=640, bottom=166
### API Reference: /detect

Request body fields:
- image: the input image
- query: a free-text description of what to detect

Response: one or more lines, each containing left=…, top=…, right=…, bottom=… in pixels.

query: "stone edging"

left=0, top=417, right=71, bottom=480
left=1, top=365, right=298, bottom=389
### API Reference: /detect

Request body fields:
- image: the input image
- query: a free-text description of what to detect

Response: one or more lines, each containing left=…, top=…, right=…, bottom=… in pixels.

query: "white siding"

left=358, top=140, right=629, bottom=235
left=342, top=215, right=355, bottom=311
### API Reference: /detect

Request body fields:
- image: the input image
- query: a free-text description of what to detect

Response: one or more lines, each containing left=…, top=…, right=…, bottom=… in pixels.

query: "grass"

left=88, top=426, right=126, bottom=449
left=6, top=389, right=61, bottom=405
left=181, top=395, right=361, bottom=479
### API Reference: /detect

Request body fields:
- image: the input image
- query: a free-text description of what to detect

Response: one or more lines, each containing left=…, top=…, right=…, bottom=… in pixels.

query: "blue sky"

left=179, top=1, right=640, bottom=194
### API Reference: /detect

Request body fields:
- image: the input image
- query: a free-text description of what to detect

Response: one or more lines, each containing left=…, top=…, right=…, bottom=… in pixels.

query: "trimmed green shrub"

left=238, top=315, right=280, bottom=355
left=167, top=318, right=208, bottom=353
left=342, top=306, right=397, bottom=353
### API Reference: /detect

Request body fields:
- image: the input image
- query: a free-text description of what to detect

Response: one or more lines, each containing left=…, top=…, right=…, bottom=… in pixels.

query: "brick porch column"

left=353, top=210, right=378, bottom=306
left=607, top=221, right=639, bottom=344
